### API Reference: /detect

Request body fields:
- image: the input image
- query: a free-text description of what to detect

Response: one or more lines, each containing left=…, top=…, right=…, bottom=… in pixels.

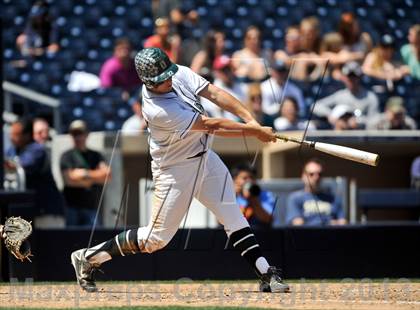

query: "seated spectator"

left=122, top=93, right=147, bottom=134
left=16, top=0, right=59, bottom=57
left=411, top=156, right=420, bottom=189
left=244, top=83, right=268, bottom=126
left=190, top=30, right=226, bottom=82
left=232, top=164, right=274, bottom=228
left=207, top=55, right=247, bottom=120
left=5, top=118, right=65, bottom=228
left=60, top=120, right=111, bottom=226
left=260, top=60, right=306, bottom=119
left=33, top=117, right=50, bottom=145
left=400, top=24, right=420, bottom=80
left=144, top=17, right=180, bottom=63
left=338, top=12, right=372, bottom=57
left=320, top=32, right=361, bottom=79
left=300, top=16, right=322, bottom=54
left=286, top=158, right=346, bottom=226
left=275, top=25, right=314, bottom=81
left=282, top=16, right=322, bottom=81
left=362, top=35, right=410, bottom=81
left=99, top=38, right=140, bottom=92
left=153, top=0, right=198, bottom=39
left=313, top=61, right=379, bottom=128
left=273, top=97, right=315, bottom=131
left=329, top=105, right=359, bottom=131
left=274, top=26, right=302, bottom=68
left=367, top=96, right=417, bottom=130
left=231, top=26, right=272, bottom=82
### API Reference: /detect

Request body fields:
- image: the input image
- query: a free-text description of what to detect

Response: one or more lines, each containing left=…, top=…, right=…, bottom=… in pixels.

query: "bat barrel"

left=275, top=134, right=379, bottom=166
left=313, top=142, right=379, bottom=166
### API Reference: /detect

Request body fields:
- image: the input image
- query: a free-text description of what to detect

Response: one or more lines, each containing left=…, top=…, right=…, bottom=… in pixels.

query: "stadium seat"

left=358, top=189, right=420, bottom=223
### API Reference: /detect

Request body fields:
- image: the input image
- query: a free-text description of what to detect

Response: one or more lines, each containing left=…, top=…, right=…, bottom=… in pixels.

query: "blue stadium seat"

left=51, top=84, right=65, bottom=96
left=117, top=105, right=131, bottom=120
left=65, top=39, right=88, bottom=59
left=3, top=63, right=19, bottom=81
left=84, top=7, right=102, bottom=27
left=126, top=9, right=145, bottom=28
left=31, top=73, right=50, bottom=93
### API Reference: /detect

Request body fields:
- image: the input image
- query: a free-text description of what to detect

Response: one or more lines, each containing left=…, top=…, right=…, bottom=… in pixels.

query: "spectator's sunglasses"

left=306, top=171, right=323, bottom=177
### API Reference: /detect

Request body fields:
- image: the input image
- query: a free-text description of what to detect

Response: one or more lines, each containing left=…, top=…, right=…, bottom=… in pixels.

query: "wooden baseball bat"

left=275, top=134, right=379, bottom=167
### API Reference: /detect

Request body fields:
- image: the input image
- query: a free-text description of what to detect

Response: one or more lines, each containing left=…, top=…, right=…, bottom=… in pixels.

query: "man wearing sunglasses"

left=71, top=47, right=290, bottom=293
left=286, top=158, right=346, bottom=226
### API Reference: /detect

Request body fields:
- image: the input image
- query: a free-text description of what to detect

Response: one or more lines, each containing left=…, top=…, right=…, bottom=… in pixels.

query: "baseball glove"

left=0, top=217, right=33, bottom=262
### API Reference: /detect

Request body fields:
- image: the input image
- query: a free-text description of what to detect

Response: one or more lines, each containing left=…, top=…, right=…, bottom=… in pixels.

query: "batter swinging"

left=71, top=47, right=289, bottom=293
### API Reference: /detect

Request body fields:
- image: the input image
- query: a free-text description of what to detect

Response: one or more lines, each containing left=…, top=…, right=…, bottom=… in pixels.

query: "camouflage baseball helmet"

left=134, top=48, right=178, bottom=86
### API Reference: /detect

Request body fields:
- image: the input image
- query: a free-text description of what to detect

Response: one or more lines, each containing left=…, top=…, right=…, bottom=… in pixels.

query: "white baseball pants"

left=137, top=150, right=249, bottom=253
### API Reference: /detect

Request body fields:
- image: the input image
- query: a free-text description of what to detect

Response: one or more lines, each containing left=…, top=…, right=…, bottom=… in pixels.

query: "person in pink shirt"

left=99, top=38, right=140, bottom=92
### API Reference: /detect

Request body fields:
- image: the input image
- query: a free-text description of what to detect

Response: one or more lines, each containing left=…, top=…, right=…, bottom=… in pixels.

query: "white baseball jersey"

left=142, top=65, right=213, bottom=168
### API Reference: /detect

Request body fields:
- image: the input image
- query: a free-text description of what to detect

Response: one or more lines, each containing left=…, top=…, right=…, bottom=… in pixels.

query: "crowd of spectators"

left=3, top=1, right=420, bottom=228
left=8, top=1, right=420, bottom=132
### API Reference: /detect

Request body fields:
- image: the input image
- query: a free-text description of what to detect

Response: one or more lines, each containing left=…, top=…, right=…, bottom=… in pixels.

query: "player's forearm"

left=200, top=84, right=254, bottom=123
left=214, top=92, right=254, bottom=123
left=202, top=117, right=260, bottom=137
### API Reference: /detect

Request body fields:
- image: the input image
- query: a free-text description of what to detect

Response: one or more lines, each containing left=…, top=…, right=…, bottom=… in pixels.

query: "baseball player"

left=71, top=47, right=289, bottom=293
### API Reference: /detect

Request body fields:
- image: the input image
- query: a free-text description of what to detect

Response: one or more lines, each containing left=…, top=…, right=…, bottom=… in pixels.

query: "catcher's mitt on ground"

left=0, top=217, right=33, bottom=262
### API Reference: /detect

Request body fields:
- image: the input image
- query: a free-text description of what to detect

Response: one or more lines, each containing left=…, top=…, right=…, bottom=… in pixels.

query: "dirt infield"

left=1, top=280, right=419, bottom=309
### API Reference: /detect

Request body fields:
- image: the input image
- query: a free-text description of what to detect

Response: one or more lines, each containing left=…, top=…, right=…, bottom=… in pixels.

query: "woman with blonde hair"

left=338, top=12, right=372, bottom=56
left=362, top=34, right=410, bottom=81
left=300, top=16, right=322, bottom=54
left=400, top=24, right=420, bottom=79
left=320, top=32, right=362, bottom=79
left=232, top=26, right=272, bottom=82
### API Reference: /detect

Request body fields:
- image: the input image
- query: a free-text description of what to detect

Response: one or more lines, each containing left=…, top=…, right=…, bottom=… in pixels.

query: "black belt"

left=187, top=150, right=207, bottom=159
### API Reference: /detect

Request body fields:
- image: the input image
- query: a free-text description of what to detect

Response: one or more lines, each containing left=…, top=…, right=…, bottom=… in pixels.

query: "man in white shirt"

left=71, top=48, right=289, bottom=293
left=261, top=59, right=306, bottom=118
left=313, top=62, right=379, bottom=128
left=200, top=55, right=247, bottom=120
left=121, top=93, right=147, bottom=135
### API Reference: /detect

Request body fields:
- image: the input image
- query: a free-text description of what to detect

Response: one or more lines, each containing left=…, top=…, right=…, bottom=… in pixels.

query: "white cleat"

left=71, top=249, right=100, bottom=293
left=259, top=266, right=290, bottom=293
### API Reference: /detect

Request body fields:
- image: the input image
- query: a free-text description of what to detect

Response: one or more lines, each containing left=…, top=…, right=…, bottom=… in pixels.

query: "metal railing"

left=2, top=81, right=61, bottom=132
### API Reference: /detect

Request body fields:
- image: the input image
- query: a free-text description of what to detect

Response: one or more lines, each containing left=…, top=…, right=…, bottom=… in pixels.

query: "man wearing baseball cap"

left=60, top=120, right=111, bottom=226
left=313, top=61, right=380, bottom=128
left=71, top=47, right=289, bottom=293
left=367, top=96, right=417, bottom=130
left=260, top=59, right=306, bottom=120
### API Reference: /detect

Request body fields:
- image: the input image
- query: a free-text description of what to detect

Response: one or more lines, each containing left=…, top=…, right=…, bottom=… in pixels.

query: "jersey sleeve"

left=153, top=104, right=199, bottom=140
left=178, top=66, right=209, bottom=95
